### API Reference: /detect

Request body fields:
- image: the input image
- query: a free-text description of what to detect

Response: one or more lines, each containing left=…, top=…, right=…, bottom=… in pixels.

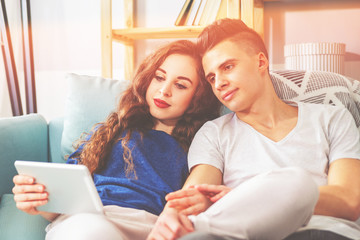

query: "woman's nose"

left=159, top=83, right=172, bottom=97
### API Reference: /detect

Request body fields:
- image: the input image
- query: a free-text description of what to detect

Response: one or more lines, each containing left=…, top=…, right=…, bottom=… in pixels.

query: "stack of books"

left=175, top=0, right=235, bottom=26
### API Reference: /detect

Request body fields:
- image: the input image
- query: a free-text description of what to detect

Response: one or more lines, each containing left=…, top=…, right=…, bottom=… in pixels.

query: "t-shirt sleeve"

left=328, top=107, right=360, bottom=163
left=188, top=121, right=224, bottom=172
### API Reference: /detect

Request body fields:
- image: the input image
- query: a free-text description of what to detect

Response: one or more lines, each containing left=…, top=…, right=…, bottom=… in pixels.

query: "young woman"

left=12, top=40, right=221, bottom=240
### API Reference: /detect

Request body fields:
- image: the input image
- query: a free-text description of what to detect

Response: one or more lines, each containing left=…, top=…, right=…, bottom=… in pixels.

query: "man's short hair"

left=197, top=18, right=268, bottom=59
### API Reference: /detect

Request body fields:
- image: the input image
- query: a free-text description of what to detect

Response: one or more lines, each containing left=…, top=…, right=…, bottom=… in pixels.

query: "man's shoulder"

left=205, top=112, right=236, bottom=128
left=298, top=101, right=346, bottom=114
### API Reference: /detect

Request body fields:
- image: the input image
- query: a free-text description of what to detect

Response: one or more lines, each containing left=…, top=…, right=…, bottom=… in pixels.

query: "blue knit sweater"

left=67, top=130, right=188, bottom=215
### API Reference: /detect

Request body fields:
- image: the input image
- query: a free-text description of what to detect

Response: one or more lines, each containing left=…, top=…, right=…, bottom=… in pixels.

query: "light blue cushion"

left=61, top=73, right=130, bottom=157
left=0, top=194, right=49, bottom=240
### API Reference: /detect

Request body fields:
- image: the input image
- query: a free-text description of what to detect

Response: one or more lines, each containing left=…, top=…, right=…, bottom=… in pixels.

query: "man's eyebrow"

left=219, top=58, right=236, bottom=70
left=204, top=58, right=236, bottom=80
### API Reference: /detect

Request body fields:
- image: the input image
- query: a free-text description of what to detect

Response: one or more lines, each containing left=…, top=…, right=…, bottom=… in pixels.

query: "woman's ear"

left=258, top=52, right=269, bottom=71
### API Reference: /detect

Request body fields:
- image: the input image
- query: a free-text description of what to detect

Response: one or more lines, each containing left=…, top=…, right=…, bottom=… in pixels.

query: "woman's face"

left=146, top=54, right=200, bottom=133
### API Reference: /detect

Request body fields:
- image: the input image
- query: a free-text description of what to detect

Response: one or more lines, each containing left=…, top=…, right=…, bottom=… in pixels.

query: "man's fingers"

left=167, top=197, right=192, bottom=209
left=166, top=188, right=196, bottom=201
left=195, top=184, right=222, bottom=193
left=210, top=191, right=228, bottom=202
left=179, top=204, right=203, bottom=216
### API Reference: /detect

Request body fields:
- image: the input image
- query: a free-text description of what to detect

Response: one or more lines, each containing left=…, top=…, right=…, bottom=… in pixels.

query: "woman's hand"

left=12, top=174, right=48, bottom=215
left=147, top=207, right=194, bottom=240
left=166, top=186, right=213, bottom=216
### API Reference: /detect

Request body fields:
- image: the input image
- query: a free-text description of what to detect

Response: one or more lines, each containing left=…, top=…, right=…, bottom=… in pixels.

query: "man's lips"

left=154, top=98, right=171, bottom=108
left=222, top=89, right=238, bottom=101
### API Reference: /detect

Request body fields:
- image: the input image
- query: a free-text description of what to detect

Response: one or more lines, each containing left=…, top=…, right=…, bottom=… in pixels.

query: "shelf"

left=112, top=26, right=205, bottom=44
left=101, top=0, right=263, bottom=80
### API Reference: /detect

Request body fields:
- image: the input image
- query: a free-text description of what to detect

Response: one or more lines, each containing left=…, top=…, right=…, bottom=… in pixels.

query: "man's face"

left=202, top=39, right=265, bottom=113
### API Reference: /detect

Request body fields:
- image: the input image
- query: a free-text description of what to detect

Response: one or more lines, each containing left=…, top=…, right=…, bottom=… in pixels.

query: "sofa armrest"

left=0, top=114, right=48, bottom=197
left=49, top=117, right=65, bottom=163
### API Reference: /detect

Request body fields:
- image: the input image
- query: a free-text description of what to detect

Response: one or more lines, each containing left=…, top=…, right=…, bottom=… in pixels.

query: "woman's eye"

left=155, top=76, right=165, bottom=81
left=175, top=83, right=187, bottom=89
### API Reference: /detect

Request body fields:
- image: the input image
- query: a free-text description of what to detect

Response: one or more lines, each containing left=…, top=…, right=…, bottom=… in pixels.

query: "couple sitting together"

left=12, top=18, right=360, bottom=240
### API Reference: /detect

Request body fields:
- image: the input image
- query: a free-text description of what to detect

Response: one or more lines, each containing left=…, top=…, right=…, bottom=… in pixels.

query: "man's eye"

left=175, top=83, right=187, bottom=89
left=225, top=64, right=233, bottom=70
left=207, top=76, right=215, bottom=84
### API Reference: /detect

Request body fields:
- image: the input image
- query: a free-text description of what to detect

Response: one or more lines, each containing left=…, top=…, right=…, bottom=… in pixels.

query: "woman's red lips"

left=154, top=98, right=171, bottom=108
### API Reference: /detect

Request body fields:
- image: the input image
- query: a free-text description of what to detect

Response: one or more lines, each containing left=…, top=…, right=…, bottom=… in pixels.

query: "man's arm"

left=183, top=164, right=223, bottom=188
left=166, top=164, right=223, bottom=215
left=315, top=158, right=360, bottom=221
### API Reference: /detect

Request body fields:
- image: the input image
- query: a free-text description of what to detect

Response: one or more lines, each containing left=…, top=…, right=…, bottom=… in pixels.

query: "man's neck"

left=235, top=97, right=298, bottom=142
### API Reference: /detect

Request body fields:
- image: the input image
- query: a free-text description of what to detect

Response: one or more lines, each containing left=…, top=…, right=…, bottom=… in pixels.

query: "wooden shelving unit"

left=101, top=0, right=267, bottom=80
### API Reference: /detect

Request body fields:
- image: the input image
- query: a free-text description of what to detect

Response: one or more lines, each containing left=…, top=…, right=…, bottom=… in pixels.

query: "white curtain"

left=0, top=0, right=22, bottom=118
left=0, top=0, right=103, bottom=120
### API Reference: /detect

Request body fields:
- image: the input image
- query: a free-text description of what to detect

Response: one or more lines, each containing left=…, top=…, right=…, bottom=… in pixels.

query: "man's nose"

left=215, top=76, right=228, bottom=90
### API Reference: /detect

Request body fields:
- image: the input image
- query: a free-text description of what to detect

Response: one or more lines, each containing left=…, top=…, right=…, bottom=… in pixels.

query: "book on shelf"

left=192, top=0, right=206, bottom=26
left=186, top=0, right=203, bottom=26
left=199, top=0, right=222, bottom=26
left=175, top=0, right=195, bottom=26
left=176, top=0, right=236, bottom=27
left=216, top=0, right=228, bottom=20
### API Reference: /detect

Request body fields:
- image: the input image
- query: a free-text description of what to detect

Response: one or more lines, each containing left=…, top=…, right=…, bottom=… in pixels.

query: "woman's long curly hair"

left=74, top=40, right=221, bottom=177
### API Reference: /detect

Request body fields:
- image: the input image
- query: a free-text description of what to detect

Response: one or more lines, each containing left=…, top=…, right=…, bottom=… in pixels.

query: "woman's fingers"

left=13, top=174, right=35, bottom=185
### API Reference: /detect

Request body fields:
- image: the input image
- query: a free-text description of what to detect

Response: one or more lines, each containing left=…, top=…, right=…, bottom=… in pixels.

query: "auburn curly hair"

left=73, top=40, right=221, bottom=177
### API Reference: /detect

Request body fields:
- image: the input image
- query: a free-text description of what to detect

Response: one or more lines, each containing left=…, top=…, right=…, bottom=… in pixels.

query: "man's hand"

left=147, top=207, right=194, bottom=240
left=195, top=184, right=232, bottom=202
left=166, top=187, right=213, bottom=216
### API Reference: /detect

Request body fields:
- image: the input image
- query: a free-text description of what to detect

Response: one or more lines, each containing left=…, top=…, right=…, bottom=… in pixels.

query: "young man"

left=147, top=19, right=360, bottom=240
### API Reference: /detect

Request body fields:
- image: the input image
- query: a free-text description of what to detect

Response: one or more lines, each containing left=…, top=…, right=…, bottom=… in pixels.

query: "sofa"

left=0, top=70, right=359, bottom=240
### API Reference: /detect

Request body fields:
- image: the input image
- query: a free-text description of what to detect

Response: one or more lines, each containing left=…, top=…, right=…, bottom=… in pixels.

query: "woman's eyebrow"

left=157, top=68, right=166, bottom=74
left=177, top=76, right=192, bottom=83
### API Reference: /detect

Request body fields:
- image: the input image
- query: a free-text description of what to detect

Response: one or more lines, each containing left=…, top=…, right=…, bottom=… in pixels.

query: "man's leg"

left=189, top=167, right=319, bottom=240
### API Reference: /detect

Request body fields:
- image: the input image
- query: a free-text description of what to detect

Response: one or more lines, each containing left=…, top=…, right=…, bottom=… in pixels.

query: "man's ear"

left=258, top=52, right=269, bottom=71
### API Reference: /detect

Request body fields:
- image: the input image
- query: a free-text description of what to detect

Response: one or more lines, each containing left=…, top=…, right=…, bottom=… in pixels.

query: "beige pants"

left=45, top=206, right=158, bottom=240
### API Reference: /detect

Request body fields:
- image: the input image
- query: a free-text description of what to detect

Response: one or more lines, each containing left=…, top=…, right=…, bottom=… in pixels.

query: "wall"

left=264, top=0, right=360, bottom=79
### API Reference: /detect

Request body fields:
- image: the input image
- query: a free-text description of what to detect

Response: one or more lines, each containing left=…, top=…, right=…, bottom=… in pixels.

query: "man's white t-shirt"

left=188, top=102, right=360, bottom=238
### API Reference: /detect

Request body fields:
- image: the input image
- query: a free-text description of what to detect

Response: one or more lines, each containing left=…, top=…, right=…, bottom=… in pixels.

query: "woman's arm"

left=315, top=158, right=360, bottom=221
left=12, top=175, right=60, bottom=222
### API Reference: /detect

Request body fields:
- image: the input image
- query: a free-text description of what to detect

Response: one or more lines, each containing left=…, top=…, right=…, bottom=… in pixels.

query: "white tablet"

left=14, top=160, right=103, bottom=215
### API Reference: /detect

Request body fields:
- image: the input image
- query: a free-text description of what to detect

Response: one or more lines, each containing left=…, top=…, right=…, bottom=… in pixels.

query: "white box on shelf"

left=284, top=42, right=346, bottom=74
